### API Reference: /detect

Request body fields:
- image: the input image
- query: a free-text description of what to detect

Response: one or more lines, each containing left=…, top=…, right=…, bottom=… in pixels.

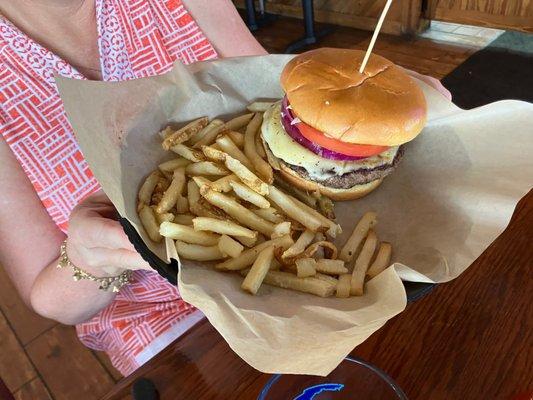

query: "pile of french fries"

left=137, top=102, right=393, bottom=298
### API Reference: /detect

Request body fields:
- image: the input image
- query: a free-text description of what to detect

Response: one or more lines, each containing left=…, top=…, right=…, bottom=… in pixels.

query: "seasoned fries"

left=216, top=235, right=293, bottom=271
left=218, top=235, right=244, bottom=258
left=316, top=259, right=348, bottom=275
left=162, top=117, right=208, bottom=150
left=229, top=181, right=270, bottom=209
left=175, top=241, right=225, bottom=261
left=139, top=205, right=163, bottom=242
left=226, top=130, right=245, bottom=148
left=244, top=113, right=274, bottom=183
left=282, top=229, right=315, bottom=259
left=185, top=161, right=228, bottom=176
left=210, top=174, right=239, bottom=192
left=171, top=143, right=206, bottom=162
left=160, top=221, right=220, bottom=245
left=340, top=211, right=377, bottom=262
left=335, top=274, right=351, bottom=298
left=156, top=168, right=185, bottom=213
left=138, top=171, right=161, bottom=210
left=350, top=230, right=378, bottom=296
left=367, top=242, right=392, bottom=279
left=267, top=186, right=322, bottom=232
left=225, top=157, right=268, bottom=195
left=247, top=101, right=275, bottom=112
left=261, top=271, right=336, bottom=298
left=241, top=245, right=275, bottom=294
left=158, top=158, right=190, bottom=172
left=216, top=135, right=252, bottom=169
left=296, top=258, right=317, bottom=278
left=193, top=217, right=257, bottom=239
left=224, top=113, right=253, bottom=131
left=190, top=119, right=225, bottom=147
left=200, top=186, right=274, bottom=236
left=138, top=110, right=397, bottom=299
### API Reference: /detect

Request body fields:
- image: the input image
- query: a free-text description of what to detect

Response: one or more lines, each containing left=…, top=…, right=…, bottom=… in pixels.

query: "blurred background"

left=1, top=1, right=531, bottom=399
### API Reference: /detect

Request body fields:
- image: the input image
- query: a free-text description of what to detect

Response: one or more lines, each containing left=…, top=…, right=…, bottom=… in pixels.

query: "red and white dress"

left=0, top=0, right=217, bottom=375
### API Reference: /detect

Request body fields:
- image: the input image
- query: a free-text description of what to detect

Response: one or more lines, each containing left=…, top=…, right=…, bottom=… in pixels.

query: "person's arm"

left=0, top=138, right=148, bottom=325
left=183, top=0, right=268, bottom=57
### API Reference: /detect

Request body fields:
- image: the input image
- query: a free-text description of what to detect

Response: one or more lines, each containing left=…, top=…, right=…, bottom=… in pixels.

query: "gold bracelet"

left=57, top=240, right=132, bottom=292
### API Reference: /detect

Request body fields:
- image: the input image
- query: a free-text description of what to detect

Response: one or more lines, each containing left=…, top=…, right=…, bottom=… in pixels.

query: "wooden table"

left=105, top=191, right=532, bottom=400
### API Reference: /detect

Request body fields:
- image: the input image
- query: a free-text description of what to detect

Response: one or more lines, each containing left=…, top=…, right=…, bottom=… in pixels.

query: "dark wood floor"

left=0, top=13, right=479, bottom=400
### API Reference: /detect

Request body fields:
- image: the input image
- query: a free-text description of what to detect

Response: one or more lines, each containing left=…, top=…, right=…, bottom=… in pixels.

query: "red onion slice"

left=281, top=97, right=367, bottom=161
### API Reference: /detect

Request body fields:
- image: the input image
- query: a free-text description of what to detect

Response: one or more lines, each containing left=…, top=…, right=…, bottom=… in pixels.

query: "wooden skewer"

left=359, top=0, right=394, bottom=74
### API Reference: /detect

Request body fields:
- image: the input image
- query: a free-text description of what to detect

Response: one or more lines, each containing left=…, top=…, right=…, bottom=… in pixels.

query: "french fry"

left=282, top=229, right=315, bottom=259
left=215, top=135, right=253, bottom=169
left=244, top=113, right=273, bottom=183
left=336, top=274, right=351, bottom=298
left=224, top=157, right=268, bottom=195
left=159, top=221, right=220, bottom=245
left=226, top=130, right=245, bottom=148
left=247, top=101, right=275, bottom=112
left=285, top=193, right=341, bottom=238
left=210, top=174, right=239, bottom=192
left=192, top=119, right=226, bottom=148
left=235, top=235, right=257, bottom=248
left=251, top=207, right=284, bottom=224
left=241, top=245, right=275, bottom=294
left=200, top=187, right=274, bottom=236
left=255, top=131, right=267, bottom=158
left=175, top=195, right=189, bottom=214
left=191, top=176, right=212, bottom=188
left=274, top=176, right=317, bottom=207
left=138, top=171, right=161, bottom=210
left=216, top=235, right=293, bottom=271
left=159, top=126, right=174, bottom=139
left=350, top=230, right=378, bottom=296
left=303, top=241, right=338, bottom=260
left=229, top=181, right=270, bottom=209
left=175, top=241, right=226, bottom=261
left=224, top=113, right=253, bottom=131
left=158, top=158, right=190, bottom=173
left=191, top=198, right=231, bottom=220
left=267, top=186, right=322, bottom=232
left=339, top=211, right=377, bottom=262
left=201, top=145, right=227, bottom=163
left=295, top=258, right=317, bottom=278
left=366, top=242, right=392, bottom=279
left=185, top=161, right=228, bottom=176
left=170, top=143, right=206, bottom=162
left=193, top=217, right=257, bottom=239
left=155, top=211, right=175, bottom=224
left=173, top=214, right=195, bottom=225
left=187, top=180, right=200, bottom=212
left=316, top=259, right=348, bottom=275
left=271, top=221, right=291, bottom=239
left=318, top=196, right=336, bottom=220
left=270, top=258, right=282, bottom=271
left=261, top=270, right=336, bottom=297
left=156, top=168, right=185, bottom=213
left=139, top=205, right=162, bottom=242
left=162, top=117, right=209, bottom=150
left=218, top=235, right=244, bottom=258
left=315, top=273, right=339, bottom=286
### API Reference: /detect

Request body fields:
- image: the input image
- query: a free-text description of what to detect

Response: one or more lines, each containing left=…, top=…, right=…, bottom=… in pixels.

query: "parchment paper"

left=56, top=55, right=533, bottom=376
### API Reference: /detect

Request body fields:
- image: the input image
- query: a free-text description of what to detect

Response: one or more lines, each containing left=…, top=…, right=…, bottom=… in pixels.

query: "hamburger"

left=261, top=48, right=427, bottom=200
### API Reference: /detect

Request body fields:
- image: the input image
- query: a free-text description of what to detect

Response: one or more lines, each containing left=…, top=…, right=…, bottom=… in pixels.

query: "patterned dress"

left=0, top=0, right=217, bottom=375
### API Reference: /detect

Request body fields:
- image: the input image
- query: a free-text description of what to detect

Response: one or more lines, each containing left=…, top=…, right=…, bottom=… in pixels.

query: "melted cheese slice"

left=262, top=103, right=399, bottom=180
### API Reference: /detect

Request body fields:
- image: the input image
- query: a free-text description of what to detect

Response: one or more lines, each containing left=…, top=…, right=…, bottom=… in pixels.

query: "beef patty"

left=281, top=146, right=405, bottom=189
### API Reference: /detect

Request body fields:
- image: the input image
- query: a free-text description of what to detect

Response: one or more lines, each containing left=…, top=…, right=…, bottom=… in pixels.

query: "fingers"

left=401, top=67, right=452, bottom=101
left=83, top=248, right=151, bottom=271
left=71, top=216, right=136, bottom=251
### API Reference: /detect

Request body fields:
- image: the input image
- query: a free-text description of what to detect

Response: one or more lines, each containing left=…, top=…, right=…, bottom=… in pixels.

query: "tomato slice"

left=296, top=122, right=389, bottom=157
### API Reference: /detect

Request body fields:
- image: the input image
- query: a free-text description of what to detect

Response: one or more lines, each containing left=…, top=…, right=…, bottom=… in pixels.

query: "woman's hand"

left=67, top=190, right=151, bottom=276
left=401, top=67, right=452, bottom=101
